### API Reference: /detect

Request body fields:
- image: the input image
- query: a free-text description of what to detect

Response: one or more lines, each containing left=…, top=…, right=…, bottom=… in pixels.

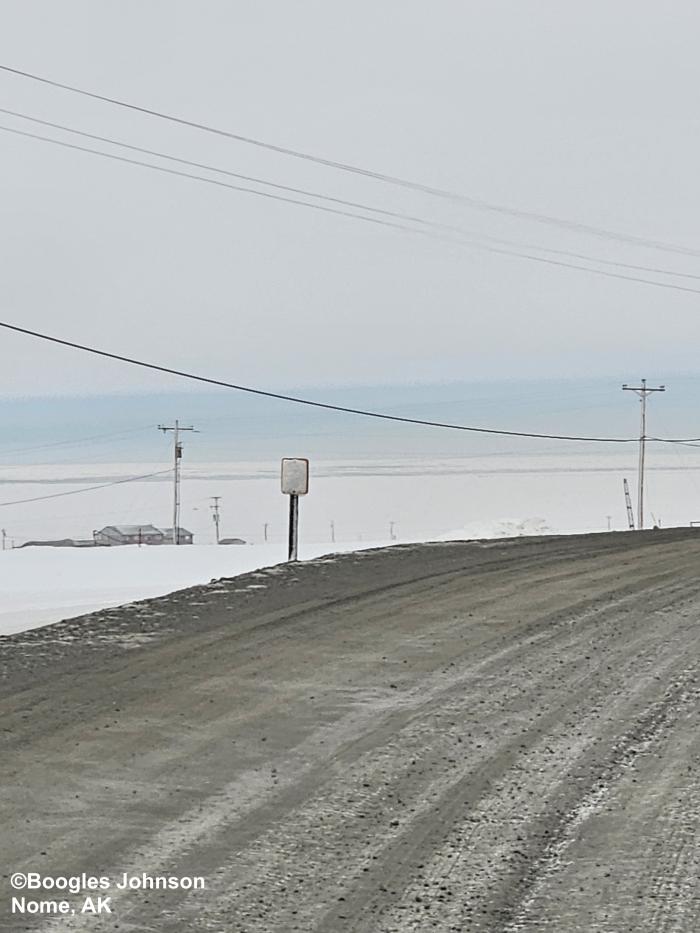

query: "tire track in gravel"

left=310, top=584, right=700, bottom=932
left=113, top=561, right=700, bottom=931
left=3, top=531, right=700, bottom=933
left=31, top=551, right=655, bottom=933
left=503, top=683, right=700, bottom=932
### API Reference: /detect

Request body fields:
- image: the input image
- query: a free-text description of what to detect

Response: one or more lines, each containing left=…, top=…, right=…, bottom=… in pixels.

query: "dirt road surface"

left=2, top=530, right=700, bottom=931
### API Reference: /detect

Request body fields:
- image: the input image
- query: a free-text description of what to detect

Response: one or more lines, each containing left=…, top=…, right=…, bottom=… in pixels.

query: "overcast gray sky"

left=1, top=1, right=700, bottom=397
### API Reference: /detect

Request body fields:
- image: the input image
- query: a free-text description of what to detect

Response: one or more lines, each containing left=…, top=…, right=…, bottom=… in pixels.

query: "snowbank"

left=0, top=518, right=579, bottom=636
left=435, top=517, right=559, bottom=540
left=0, top=540, right=388, bottom=635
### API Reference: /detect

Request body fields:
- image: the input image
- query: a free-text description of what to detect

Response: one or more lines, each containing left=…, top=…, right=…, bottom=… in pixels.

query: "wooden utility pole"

left=158, top=420, right=197, bottom=543
left=622, top=380, right=665, bottom=530
left=210, top=496, right=222, bottom=544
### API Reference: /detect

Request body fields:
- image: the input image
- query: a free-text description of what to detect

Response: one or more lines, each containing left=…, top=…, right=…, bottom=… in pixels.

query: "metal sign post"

left=288, top=494, right=300, bottom=561
left=281, top=458, right=309, bottom=561
left=282, top=457, right=309, bottom=560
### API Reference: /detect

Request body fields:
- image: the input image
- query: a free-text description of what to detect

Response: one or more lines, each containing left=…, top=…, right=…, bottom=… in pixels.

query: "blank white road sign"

left=281, top=458, right=309, bottom=495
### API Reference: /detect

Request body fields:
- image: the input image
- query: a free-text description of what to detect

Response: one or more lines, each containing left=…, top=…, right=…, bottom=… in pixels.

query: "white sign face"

left=281, top=458, right=309, bottom=496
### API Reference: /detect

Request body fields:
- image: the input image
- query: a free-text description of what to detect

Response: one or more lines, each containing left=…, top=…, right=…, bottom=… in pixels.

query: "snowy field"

left=1, top=452, right=698, bottom=634
left=0, top=541, right=390, bottom=635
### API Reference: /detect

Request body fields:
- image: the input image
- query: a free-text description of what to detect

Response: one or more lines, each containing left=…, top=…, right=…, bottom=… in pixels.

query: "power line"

left=1, top=62, right=698, bottom=258
left=648, top=437, right=700, bottom=449
left=0, top=425, right=153, bottom=457
left=0, top=318, right=655, bottom=444
left=0, top=468, right=173, bottom=508
left=450, top=241, right=700, bottom=296
left=0, top=107, right=436, bottom=228
left=0, top=320, right=697, bottom=449
left=5, top=124, right=700, bottom=297
left=0, top=124, right=415, bottom=236
left=4, top=107, right=700, bottom=284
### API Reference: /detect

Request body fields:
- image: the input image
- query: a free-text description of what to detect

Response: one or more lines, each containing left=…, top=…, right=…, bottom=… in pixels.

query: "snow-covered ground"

left=3, top=453, right=693, bottom=546
left=0, top=520, right=559, bottom=636
left=1, top=452, right=697, bottom=634
left=0, top=540, right=387, bottom=635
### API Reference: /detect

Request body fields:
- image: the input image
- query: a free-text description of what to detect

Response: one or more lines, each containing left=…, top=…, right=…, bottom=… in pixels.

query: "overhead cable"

left=0, top=319, right=654, bottom=444
left=0, top=468, right=173, bottom=508
left=3, top=107, right=700, bottom=284
left=0, top=425, right=154, bottom=457
left=1, top=321, right=698, bottom=445
left=4, top=124, right=700, bottom=296
left=1, top=62, right=699, bottom=258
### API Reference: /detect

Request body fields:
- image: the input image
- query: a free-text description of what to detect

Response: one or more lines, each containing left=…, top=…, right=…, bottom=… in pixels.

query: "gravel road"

left=2, top=530, right=699, bottom=931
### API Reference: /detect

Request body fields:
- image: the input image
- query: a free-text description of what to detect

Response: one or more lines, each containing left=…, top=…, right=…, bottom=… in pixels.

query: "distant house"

left=94, top=525, right=165, bottom=546
left=162, top=527, right=194, bottom=545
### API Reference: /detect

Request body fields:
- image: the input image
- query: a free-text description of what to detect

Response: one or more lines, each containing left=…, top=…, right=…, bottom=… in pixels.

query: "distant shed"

left=162, top=527, right=194, bottom=545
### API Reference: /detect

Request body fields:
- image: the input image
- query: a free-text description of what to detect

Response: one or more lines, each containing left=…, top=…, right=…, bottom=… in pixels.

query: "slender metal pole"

left=638, top=386, right=646, bottom=531
left=173, top=419, right=180, bottom=544
left=623, top=478, right=635, bottom=529
left=288, top=494, right=299, bottom=561
left=622, top=379, right=664, bottom=532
